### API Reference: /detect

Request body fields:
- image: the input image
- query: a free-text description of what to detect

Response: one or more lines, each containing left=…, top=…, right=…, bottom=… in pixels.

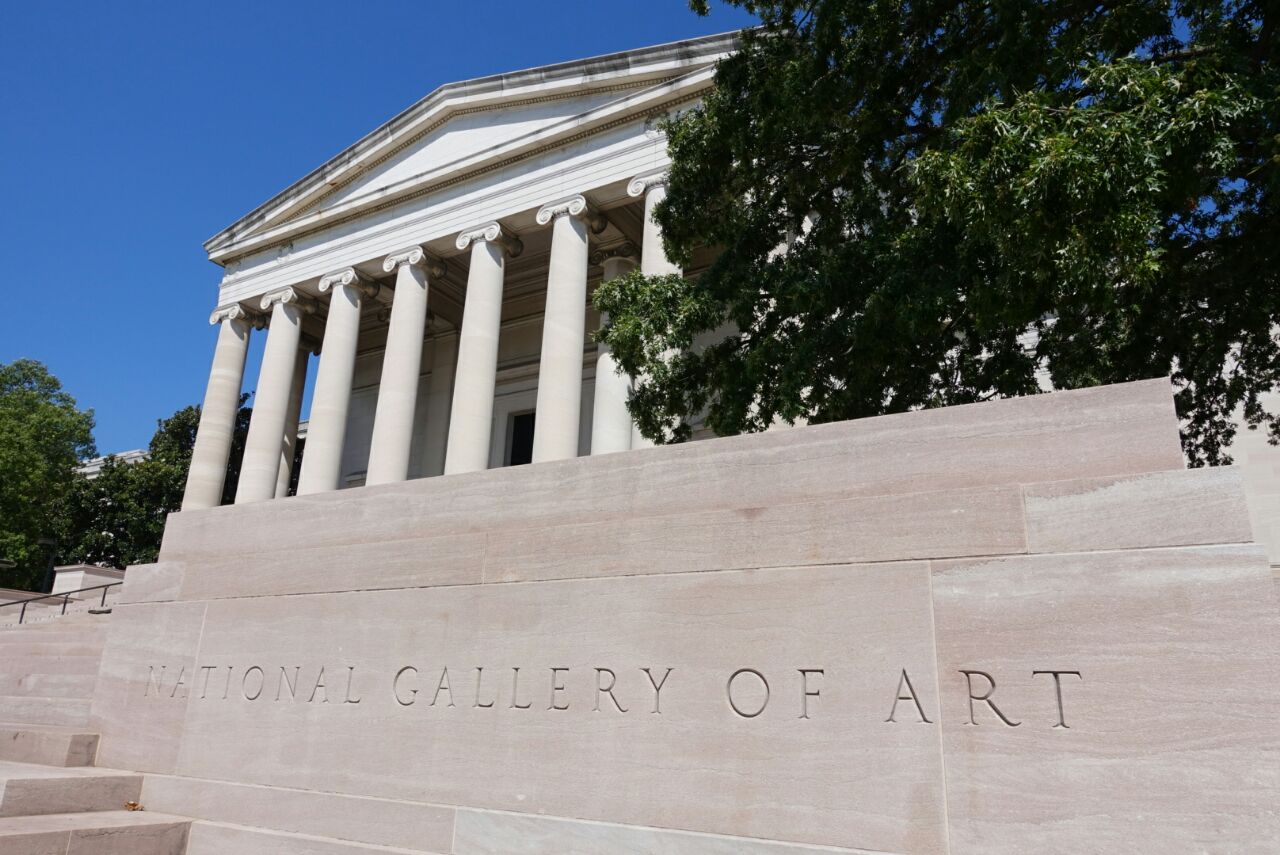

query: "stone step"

left=0, top=673, right=97, bottom=699
left=0, top=723, right=98, bottom=766
left=0, top=625, right=107, bottom=641
left=0, top=810, right=188, bottom=855
left=185, top=821, right=434, bottom=855
left=0, top=696, right=92, bottom=728
left=0, top=760, right=141, bottom=817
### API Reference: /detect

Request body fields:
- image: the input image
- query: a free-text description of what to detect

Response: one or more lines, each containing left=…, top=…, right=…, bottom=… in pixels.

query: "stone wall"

left=88, top=378, right=1279, bottom=854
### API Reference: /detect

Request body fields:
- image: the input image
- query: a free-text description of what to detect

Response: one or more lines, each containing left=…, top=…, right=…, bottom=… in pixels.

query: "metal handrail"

left=0, top=581, right=123, bottom=625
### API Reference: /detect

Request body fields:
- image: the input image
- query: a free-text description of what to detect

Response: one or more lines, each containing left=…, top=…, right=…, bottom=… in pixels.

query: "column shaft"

left=275, top=349, right=308, bottom=498
left=182, top=312, right=252, bottom=510
left=591, top=256, right=637, bottom=455
left=238, top=294, right=306, bottom=503
left=366, top=258, right=430, bottom=486
left=422, top=332, right=458, bottom=477
left=297, top=278, right=366, bottom=495
left=531, top=211, right=590, bottom=463
left=445, top=240, right=507, bottom=474
left=630, top=176, right=682, bottom=448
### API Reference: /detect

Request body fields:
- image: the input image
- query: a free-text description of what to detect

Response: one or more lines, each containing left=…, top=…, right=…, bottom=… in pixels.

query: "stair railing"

left=0, top=582, right=123, bottom=625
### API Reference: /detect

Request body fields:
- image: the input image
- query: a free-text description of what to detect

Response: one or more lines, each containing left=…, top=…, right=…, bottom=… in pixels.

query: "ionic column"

left=182, top=305, right=259, bottom=510
left=444, top=223, right=522, bottom=475
left=590, top=243, right=638, bottom=455
left=628, top=173, right=682, bottom=448
left=237, top=287, right=316, bottom=504
left=275, top=346, right=310, bottom=498
left=297, top=269, right=377, bottom=495
left=628, top=173, right=681, bottom=277
left=422, top=331, right=458, bottom=477
left=366, top=247, right=444, bottom=486
left=531, top=195, right=605, bottom=464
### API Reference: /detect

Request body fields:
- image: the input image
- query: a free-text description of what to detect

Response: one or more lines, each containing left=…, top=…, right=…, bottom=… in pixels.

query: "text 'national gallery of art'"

left=0, top=32, right=1276, bottom=855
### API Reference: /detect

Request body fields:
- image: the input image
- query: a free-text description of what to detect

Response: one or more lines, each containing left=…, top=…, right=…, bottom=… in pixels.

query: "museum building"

left=181, top=34, right=737, bottom=511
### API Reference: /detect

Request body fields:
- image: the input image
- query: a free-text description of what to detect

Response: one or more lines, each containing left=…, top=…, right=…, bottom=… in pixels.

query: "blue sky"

left=0, top=1, right=754, bottom=455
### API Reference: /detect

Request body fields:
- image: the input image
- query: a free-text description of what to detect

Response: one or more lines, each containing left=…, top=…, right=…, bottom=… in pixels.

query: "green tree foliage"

left=0, top=360, right=96, bottom=589
left=56, top=399, right=252, bottom=570
left=596, top=1, right=1278, bottom=461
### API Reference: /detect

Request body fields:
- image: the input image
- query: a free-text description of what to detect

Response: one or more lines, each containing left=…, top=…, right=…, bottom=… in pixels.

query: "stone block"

left=184, top=821, right=441, bottom=854
left=931, top=544, right=1280, bottom=853
left=140, top=775, right=455, bottom=852
left=1024, top=467, right=1252, bottom=554
left=90, top=602, right=206, bottom=773
left=135, top=563, right=946, bottom=853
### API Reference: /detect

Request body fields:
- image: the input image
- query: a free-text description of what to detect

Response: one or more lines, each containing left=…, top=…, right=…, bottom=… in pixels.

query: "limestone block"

left=89, top=602, right=206, bottom=774
left=184, top=821, right=442, bottom=854
left=1024, top=467, right=1252, bottom=554
left=931, top=544, right=1280, bottom=853
left=0, top=762, right=141, bottom=817
left=117, top=563, right=184, bottom=606
left=137, top=563, right=945, bottom=853
left=484, top=484, right=1026, bottom=583
left=139, top=775, right=455, bottom=852
left=160, top=379, right=1184, bottom=575
left=452, top=809, right=896, bottom=854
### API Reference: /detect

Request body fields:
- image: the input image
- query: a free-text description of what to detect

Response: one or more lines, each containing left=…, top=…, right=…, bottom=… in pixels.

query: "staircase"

left=0, top=616, right=190, bottom=853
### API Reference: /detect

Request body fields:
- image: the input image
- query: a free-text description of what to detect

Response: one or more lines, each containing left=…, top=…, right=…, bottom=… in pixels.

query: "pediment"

left=205, top=32, right=737, bottom=264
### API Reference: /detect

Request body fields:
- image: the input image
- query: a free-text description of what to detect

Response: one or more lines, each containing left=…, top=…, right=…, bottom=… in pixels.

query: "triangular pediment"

left=205, top=32, right=738, bottom=264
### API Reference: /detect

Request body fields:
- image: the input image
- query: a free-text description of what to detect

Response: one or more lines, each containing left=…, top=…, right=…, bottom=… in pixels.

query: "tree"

left=0, top=360, right=96, bottom=590
left=56, top=399, right=252, bottom=570
left=596, top=1, right=1278, bottom=462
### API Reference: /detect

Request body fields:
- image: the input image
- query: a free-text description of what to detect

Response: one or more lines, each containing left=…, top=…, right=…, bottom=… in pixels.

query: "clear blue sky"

left=0, top=1, right=754, bottom=455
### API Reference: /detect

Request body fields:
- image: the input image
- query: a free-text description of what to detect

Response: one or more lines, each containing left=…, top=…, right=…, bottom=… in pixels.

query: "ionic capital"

left=318, top=267, right=380, bottom=300
left=208, top=303, right=265, bottom=329
left=627, top=172, right=669, bottom=199
left=536, top=194, right=607, bottom=234
left=455, top=222, right=523, bottom=257
left=259, top=287, right=319, bottom=315
left=589, top=241, right=639, bottom=267
left=381, top=246, right=446, bottom=279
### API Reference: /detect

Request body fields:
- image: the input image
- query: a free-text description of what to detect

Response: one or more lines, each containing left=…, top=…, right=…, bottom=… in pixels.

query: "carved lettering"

left=393, top=666, right=417, bottom=707
left=549, top=667, right=570, bottom=711
left=221, top=665, right=233, bottom=700
left=1032, top=670, right=1082, bottom=728
left=145, top=665, right=166, bottom=697
left=342, top=667, right=362, bottom=704
left=430, top=667, right=454, bottom=707
left=197, top=665, right=217, bottom=699
left=594, top=668, right=628, bottom=713
left=798, top=669, right=823, bottom=719
left=473, top=667, right=495, bottom=709
left=242, top=665, right=265, bottom=701
left=309, top=667, right=329, bottom=704
left=886, top=669, right=932, bottom=724
left=276, top=666, right=300, bottom=702
left=168, top=666, right=187, bottom=699
left=960, top=669, right=1020, bottom=727
left=510, top=667, right=532, bottom=710
left=642, top=667, right=673, bottom=714
left=727, top=668, right=769, bottom=718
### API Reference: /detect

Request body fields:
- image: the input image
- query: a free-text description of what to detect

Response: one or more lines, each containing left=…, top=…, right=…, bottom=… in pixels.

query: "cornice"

left=318, top=268, right=380, bottom=300
left=455, top=222, right=523, bottom=257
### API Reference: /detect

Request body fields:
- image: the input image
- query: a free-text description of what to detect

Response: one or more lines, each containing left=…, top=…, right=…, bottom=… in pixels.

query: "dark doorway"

left=506, top=411, right=536, bottom=466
